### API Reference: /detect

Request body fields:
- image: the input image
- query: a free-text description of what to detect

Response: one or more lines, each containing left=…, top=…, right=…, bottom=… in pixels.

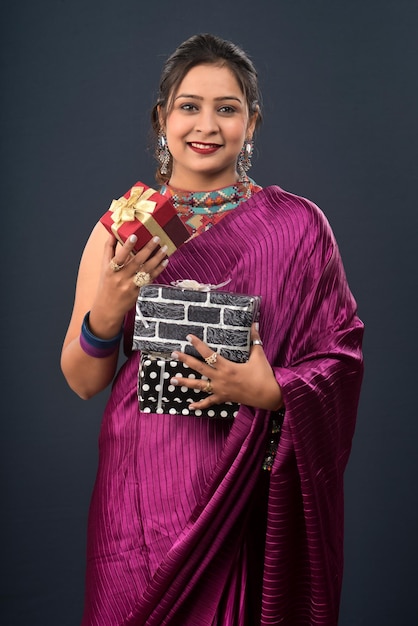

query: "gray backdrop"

left=2, top=1, right=417, bottom=624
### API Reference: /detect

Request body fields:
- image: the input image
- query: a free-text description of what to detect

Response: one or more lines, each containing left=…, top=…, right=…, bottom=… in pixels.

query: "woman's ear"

left=246, top=110, right=259, bottom=140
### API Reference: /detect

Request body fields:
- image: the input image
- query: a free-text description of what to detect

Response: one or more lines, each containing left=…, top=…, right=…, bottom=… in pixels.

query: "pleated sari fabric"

left=81, top=186, right=364, bottom=626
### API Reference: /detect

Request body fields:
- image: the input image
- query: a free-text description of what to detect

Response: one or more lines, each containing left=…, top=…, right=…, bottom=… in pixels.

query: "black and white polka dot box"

left=138, top=353, right=238, bottom=418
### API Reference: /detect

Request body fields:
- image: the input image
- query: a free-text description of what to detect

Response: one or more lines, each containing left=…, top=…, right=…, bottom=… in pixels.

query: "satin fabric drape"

left=82, top=186, right=364, bottom=626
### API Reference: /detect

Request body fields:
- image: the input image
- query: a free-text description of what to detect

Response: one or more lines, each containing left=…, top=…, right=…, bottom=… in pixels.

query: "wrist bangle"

left=79, top=311, right=123, bottom=358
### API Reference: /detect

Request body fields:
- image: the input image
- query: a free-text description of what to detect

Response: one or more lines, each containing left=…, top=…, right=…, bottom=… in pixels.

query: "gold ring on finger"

left=202, top=380, right=213, bottom=394
left=109, top=259, right=125, bottom=272
left=204, top=352, right=218, bottom=367
left=133, top=271, right=151, bottom=288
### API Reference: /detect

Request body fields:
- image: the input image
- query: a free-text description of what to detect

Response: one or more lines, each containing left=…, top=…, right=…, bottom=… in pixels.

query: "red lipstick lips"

left=188, top=142, right=221, bottom=154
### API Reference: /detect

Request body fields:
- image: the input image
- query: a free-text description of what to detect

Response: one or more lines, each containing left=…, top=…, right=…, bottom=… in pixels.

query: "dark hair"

left=151, top=33, right=262, bottom=183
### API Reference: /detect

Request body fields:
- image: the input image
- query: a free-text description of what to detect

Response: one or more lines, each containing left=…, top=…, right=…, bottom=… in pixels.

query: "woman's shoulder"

left=260, top=184, right=323, bottom=214
left=254, top=184, right=333, bottom=235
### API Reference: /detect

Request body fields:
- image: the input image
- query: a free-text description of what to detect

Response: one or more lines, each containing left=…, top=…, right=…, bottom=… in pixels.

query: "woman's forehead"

left=173, top=64, right=244, bottom=99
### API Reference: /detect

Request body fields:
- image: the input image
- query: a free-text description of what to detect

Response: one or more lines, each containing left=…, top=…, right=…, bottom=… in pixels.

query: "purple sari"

left=82, top=186, right=364, bottom=625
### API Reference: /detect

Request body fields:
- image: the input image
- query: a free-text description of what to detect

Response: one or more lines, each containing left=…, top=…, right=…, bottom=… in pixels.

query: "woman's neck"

left=168, top=169, right=240, bottom=193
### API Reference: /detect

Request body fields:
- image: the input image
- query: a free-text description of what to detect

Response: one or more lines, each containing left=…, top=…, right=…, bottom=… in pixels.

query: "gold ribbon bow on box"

left=109, top=186, right=176, bottom=255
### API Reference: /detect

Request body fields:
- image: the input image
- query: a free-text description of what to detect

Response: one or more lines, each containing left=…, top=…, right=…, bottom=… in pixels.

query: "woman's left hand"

left=170, top=324, right=283, bottom=412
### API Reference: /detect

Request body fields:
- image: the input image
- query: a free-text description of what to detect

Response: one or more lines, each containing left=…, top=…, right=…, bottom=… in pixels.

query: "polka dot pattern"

left=139, top=352, right=238, bottom=419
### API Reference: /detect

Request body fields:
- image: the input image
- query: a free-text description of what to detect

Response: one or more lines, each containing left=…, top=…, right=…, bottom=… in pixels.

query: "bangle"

left=79, top=311, right=123, bottom=358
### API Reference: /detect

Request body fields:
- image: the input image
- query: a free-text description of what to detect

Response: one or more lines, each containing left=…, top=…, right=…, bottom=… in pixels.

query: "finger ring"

left=133, top=271, right=151, bottom=288
left=251, top=339, right=263, bottom=346
left=204, top=352, right=218, bottom=366
left=202, top=380, right=213, bottom=394
left=109, top=259, right=125, bottom=272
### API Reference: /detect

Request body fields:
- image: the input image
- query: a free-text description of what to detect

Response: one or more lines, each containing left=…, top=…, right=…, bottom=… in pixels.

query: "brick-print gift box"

left=132, top=284, right=261, bottom=417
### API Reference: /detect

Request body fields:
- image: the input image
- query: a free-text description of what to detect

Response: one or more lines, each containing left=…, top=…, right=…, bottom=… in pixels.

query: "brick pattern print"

left=133, top=285, right=261, bottom=362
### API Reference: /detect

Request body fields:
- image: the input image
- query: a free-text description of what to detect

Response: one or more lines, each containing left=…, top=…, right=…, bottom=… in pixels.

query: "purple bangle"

left=79, top=312, right=123, bottom=358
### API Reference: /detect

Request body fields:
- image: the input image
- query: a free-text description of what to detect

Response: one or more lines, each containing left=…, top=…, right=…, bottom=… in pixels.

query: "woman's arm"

left=61, top=223, right=168, bottom=399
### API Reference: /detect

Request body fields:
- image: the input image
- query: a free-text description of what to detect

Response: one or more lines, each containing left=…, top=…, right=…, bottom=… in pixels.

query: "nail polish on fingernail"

left=129, top=234, right=137, bottom=243
left=162, top=259, right=169, bottom=267
left=152, top=236, right=160, bottom=243
left=186, top=335, right=192, bottom=342
left=161, top=245, right=168, bottom=253
left=171, top=351, right=179, bottom=359
left=170, top=377, right=179, bottom=386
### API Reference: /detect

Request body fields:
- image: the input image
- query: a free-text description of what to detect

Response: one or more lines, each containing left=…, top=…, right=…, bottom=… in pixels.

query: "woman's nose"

left=195, top=109, right=219, bottom=134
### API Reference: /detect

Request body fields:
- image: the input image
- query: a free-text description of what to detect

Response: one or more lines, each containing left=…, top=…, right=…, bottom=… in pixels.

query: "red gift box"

left=100, top=181, right=189, bottom=256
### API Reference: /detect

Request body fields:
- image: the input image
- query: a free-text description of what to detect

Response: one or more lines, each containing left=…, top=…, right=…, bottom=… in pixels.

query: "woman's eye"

left=180, top=103, right=198, bottom=112
left=218, top=106, right=236, bottom=114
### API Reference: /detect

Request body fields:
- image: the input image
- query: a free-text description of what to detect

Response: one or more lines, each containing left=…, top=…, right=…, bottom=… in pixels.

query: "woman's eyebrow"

left=175, top=94, right=242, bottom=102
left=214, top=96, right=242, bottom=103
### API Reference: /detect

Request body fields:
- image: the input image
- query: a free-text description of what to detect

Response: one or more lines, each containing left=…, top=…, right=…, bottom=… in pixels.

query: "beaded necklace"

left=160, top=179, right=262, bottom=237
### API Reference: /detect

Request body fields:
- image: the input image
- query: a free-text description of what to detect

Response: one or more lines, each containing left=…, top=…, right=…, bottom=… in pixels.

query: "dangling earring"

left=237, top=139, right=254, bottom=182
left=158, top=131, right=171, bottom=176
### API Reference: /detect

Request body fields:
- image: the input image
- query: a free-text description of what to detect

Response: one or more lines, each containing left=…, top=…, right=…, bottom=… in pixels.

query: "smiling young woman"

left=61, top=34, right=364, bottom=626
left=162, top=63, right=257, bottom=190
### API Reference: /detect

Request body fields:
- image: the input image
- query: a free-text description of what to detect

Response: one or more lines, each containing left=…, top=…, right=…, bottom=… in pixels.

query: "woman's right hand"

left=61, top=223, right=169, bottom=399
left=88, top=233, right=169, bottom=340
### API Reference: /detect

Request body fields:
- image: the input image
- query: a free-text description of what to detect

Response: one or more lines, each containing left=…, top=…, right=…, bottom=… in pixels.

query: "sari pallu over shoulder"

left=119, top=186, right=363, bottom=626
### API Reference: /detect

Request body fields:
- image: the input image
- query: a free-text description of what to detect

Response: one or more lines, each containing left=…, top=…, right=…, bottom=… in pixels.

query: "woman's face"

left=163, top=63, right=256, bottom=191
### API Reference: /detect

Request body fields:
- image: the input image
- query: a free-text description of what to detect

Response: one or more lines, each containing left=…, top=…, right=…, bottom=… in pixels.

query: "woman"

left=61, top=34, right=364, bottom=626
